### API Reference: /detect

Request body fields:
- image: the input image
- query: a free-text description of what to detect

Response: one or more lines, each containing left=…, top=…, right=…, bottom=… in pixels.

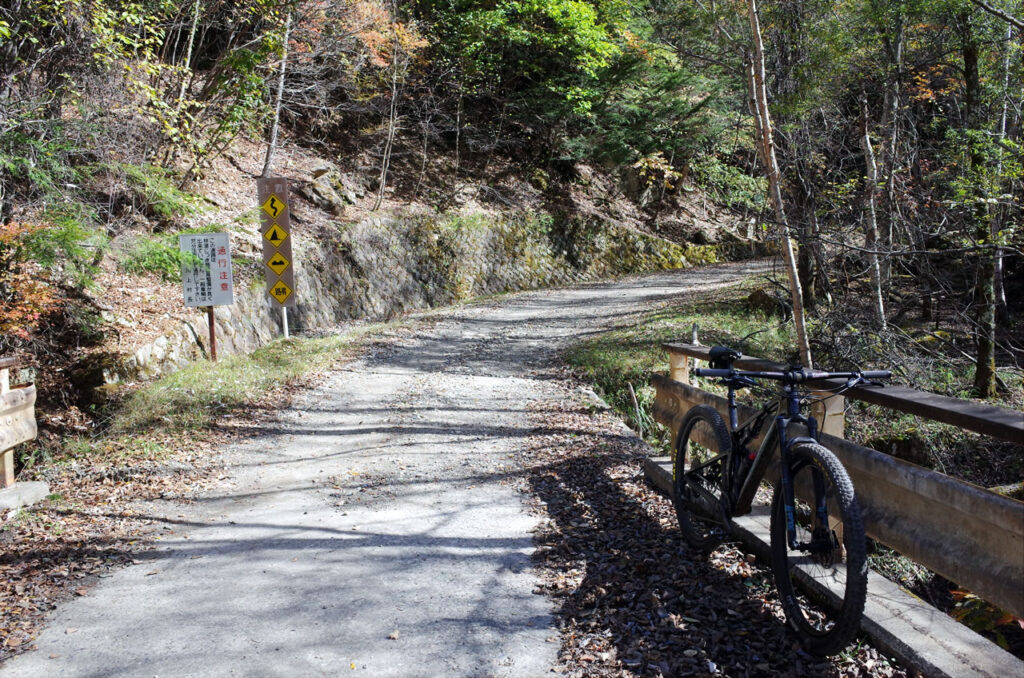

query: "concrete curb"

left=0, top=481, right=50, bottom=512
left=643, top=456, right=1024, bottom=678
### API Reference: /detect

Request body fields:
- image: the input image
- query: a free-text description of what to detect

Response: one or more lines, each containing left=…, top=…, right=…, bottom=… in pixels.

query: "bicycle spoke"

left=770, top=442, right=867, bottom=655
left=672, top=405, right=732, bottom=552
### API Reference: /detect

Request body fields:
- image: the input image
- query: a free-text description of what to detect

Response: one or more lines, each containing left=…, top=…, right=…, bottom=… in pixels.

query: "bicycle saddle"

left=708, top=345, right=741, bottom=369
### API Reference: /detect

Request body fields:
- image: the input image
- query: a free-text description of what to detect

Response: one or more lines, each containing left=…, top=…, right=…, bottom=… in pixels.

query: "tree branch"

left=967, top=0, right=1024, bottom=30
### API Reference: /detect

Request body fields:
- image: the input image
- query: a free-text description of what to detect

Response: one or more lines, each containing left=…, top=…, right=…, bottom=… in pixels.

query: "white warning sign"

left=180, top=233, right=234, bottom=307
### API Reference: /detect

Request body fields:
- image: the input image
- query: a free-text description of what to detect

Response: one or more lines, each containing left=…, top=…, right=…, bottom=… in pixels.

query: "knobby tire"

left=770, top=441, right=868, bottom=656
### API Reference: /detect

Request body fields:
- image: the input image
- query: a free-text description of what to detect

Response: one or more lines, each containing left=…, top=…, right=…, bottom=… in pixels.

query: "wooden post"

left=812, top=392, right=846, bottom=439
left=1, top=362, right=12, bottom=489
left=669, top=353, right=690, bottom=384
left=207, top=307, right=217, bottom=362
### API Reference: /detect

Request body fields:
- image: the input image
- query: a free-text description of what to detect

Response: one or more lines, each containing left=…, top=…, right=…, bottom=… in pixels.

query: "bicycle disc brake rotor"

left=687, top=457, right=727, bottom=519
left=806, top=526, right=842, bottom=566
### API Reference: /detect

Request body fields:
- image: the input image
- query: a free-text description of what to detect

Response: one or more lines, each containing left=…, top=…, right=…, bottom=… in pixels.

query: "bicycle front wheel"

left=770, top=441, right=868, bottom=656
left=672, top=405, right=732, bottom=552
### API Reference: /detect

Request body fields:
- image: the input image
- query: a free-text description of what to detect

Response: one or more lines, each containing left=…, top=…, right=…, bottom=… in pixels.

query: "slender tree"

left=745, top=0, right=814, bottom=368
left=373, top=0, right=402, bottom=211
left=262, top=11, right=292, bottom=178
left=959, top=9, right=998, bottom=397
left=860, top=96, right=888, bottom=329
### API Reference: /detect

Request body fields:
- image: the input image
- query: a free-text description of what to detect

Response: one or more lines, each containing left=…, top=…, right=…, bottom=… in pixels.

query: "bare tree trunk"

left=373, top=7, right=401, bottom=211
left=454, top=87, right=463, bottom=185
left=261, top=12, right=291, bottom=178
left=745, top=0, right=814, bottom=368
left=174, top=0, right=202, bottom=123
left=993, top=21, right=1013, bottom=322
left=880, top=19, right=903, bottom=288
left=744, top=60, right=765, bottom=166
left=860, top=97, right=887, bottom=329
left=960, top=11, right=997, bottom=398
left=159, top=0, right=202, bottom=166
left=415, top=105, right=432, bottom=199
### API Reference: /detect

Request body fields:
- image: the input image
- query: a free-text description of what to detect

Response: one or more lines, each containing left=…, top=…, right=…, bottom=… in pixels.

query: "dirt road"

left=0, top=262, right=770, bottom=678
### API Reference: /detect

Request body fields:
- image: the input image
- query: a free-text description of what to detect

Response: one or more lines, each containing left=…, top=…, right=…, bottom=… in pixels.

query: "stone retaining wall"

left=112, top=210, right=741, bottom=382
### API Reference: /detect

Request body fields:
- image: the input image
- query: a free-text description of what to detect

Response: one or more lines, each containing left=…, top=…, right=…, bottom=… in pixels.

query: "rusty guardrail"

left=653, top=343, right=1024, bottom=619
left=1, top=357, right=38, bottom=490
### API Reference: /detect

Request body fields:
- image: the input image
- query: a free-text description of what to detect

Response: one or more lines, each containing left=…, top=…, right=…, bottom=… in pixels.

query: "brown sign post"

left=256, top=177, right=297, bottom=309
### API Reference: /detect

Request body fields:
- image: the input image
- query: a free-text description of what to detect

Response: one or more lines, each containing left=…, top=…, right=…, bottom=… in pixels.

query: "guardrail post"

left=668, top=353, right=690, bottom=384
left=0, top=357, right=47, bottom=510
left=1, top=363, right=12, bottom=488
left=811, top=391, right=845, bottom=438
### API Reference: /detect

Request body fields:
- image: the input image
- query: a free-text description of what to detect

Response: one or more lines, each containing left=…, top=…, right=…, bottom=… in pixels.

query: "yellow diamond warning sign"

left=267, top=252, right=290, bottom=276
left=261, top=194, right=286, bottom=220
left=264, top=224, right=289, bottom=247
left=258, top=177, right=296, bottom=307
left=269, top=280, right=293, bottom=304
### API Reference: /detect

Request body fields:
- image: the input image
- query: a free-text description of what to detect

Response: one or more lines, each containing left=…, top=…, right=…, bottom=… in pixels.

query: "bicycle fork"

left=776, top=391, right=831, bottom=553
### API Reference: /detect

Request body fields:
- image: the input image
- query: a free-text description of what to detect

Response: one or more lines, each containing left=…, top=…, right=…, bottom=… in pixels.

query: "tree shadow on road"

left=522, top=400, right=892, bottom=678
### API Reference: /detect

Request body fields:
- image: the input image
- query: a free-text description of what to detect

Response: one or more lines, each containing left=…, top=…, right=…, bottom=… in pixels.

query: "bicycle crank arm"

left=683, top=477, right=731, bottom=526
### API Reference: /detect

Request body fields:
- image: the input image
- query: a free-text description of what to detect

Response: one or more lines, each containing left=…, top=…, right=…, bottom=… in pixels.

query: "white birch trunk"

left=745, top=0, right=814, bottom=368
left=261, top=12, right=291, bottom=178
left=373, top=8, right=401, bottom=211
left=860, top=98, right=887, bottom=329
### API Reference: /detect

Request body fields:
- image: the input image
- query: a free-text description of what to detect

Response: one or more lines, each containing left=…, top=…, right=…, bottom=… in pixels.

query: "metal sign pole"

left=207, top=307, right=218, bottom=361
left=282, top=306, right=289, bottom=339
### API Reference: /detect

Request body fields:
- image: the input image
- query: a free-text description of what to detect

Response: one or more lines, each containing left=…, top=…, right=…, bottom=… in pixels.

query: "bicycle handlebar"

left=693, top=367, right=892, bottom=384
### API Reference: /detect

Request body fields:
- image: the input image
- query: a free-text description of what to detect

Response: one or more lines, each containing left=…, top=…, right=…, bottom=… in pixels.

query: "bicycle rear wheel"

left=672, top=405, right=732, bottom=552
left=770, top=441, right=868, bottom=656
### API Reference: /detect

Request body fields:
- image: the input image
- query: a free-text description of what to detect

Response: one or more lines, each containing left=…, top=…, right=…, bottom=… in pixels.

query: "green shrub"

left=89, top=162, right=203, bottom=223
left=117, top=235, right=191, bottom=281
left=690, top=154, right=766, bottom=211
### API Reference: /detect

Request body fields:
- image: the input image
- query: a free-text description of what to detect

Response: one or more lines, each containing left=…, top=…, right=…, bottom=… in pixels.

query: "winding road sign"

left=256, top=177, right=296, bottom=308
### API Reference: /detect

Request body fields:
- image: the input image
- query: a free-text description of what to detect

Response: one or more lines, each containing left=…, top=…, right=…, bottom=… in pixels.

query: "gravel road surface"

left=0, top=262, right=770, bottom=678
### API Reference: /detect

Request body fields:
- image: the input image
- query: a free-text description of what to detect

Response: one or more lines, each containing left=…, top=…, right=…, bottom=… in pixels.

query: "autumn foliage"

left=0, top=223, right=62, bottom=343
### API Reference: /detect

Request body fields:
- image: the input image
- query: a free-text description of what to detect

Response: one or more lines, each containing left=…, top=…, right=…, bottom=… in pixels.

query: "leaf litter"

left=518, top=374, right=914, bottom=678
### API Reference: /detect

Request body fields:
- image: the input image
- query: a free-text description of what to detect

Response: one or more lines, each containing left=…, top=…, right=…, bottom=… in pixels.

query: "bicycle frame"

left=722, top=380, right=825, bottom=552
left=679, top=348, right=889, bottom=655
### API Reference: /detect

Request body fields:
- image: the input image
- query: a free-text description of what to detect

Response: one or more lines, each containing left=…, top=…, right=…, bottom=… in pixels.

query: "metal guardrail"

left=652, top=344, right=1024, bottom=619
left=1, top=357, right=37, bottom=489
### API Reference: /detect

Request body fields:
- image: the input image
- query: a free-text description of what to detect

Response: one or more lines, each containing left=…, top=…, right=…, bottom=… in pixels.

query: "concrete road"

left=0, top=262, right=768, bottom=678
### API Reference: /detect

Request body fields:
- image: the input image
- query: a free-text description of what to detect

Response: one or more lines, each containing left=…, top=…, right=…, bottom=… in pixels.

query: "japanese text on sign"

left=180, top=233, right=234, bottom=307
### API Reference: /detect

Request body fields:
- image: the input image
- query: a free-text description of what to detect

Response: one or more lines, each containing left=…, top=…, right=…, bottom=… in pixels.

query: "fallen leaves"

left=521, top=381, right=910, bottom=678
left=0, top=434, right=224, bottom=663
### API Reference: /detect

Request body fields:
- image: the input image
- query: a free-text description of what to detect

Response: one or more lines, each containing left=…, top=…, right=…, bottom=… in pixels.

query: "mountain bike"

left=671, top=345, right=891, bottom=656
